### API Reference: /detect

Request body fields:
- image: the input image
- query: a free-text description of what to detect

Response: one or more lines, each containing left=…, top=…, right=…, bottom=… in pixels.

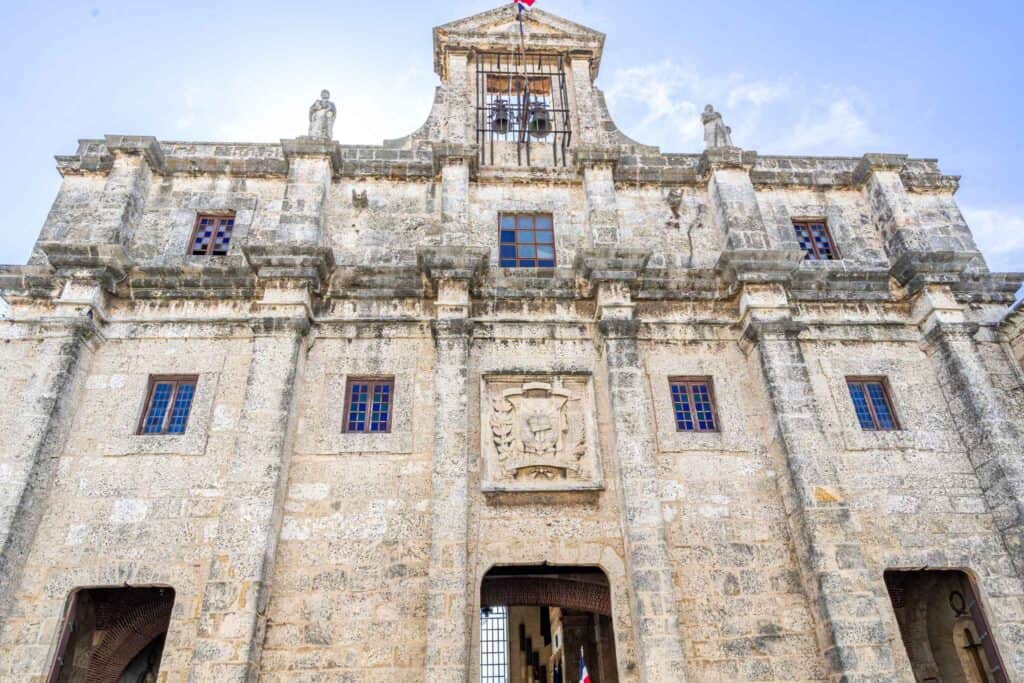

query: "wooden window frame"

left=792, top=219, right=840, bottom=261
left=136, top=375, right=199, bottom=436
left=846, top=376, right=901, bottom=431
left=342, top=376, right=395, bottom=434
left=188, top=212, right=236, bottom=257
left=498, top=213, right=556, bottom=268
left=668, top=376, right=721, bottom=433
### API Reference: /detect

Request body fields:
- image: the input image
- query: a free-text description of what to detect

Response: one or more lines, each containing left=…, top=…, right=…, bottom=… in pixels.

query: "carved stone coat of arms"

left=481, top=375, right=602, bottom=494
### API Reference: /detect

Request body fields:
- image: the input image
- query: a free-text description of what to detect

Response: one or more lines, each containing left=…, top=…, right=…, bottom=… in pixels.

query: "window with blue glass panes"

left=344, top=378, right=394, bottom=433
left=138, top=376, right=198, bottom=435
left=846, top=378, right=900, bottom=431
left=499, top=213, right=556, bottom=268
left=190, top=213, right=235, bottom=256
left=793, top=220, right=839, bottom=260
left=669, top=377, right=720, bottom=432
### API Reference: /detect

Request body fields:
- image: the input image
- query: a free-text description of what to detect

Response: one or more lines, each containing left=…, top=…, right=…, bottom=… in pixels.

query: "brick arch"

left=481, top=576, right=612, bottom=616
left=85, top=593, right=174, bottom=683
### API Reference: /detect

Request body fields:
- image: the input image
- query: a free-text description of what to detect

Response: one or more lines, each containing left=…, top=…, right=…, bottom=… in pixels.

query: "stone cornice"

left=242, top=244, right=335, bottom=293
left=716, top=248, right=805, bottom=285
left=103, top=135, right=165, bottom=172
left=37, top=242, right=132, bottom=293
left=575, top=248, right=650, bottom=295
left=281, top=137, right=344, bottom=175
left=431, top=143, right=480, bottom=177
left=417, top=246, right=490, bottom=286
left=699, top=147, right=758, bottom=176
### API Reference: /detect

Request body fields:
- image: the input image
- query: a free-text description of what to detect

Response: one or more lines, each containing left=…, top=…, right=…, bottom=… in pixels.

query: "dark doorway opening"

left=885, top=570, right=1007, bottom=683
left=481, top=566, right=618, bottom=683
left=47, top=586, right=175, bottom=683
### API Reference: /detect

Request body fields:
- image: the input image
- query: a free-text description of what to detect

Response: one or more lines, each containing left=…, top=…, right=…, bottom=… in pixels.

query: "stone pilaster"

left=741, top=288, right=899, bottom=682
left=581, top=249, right=689, bottom=682
left=419, top=247, right=487, bottom=683
left=855, top=154, right=982, bottom=287
left=569, top=55, right=601, bottom=145
left=84, top=135, right=163, bottom=246
left=704, top=148, right=804, bottom=282
left=278, top=138, right=340, bottom=245
left=442, top=50, right=472, bottom=145
left=917, top=286, right=1024, bottom=578
left=578, top=149, right=621, bottom=246
left=433, top=145, right=477, bottom=246
left=189, top=252, right=322, bottom=683
left=0, top=299, right=99, bottom=631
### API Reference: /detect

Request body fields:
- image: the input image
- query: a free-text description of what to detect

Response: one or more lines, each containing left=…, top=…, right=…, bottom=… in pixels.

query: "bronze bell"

left=490, top=98, right=511, bottom=135
left=528, top=101, right=552, bottom=139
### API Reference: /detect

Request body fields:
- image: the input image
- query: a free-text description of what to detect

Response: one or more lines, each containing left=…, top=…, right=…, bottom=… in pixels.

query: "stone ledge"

left=716, top=248, right=805, bottom=285
left=575, top=248, right=651, bottom=292
left=242, top=244, right=335, bottom=290
left=281, top=137, right=344, bottom=175
left=104, top=135, right=165, bottom=172
left=417, top=246, right=489, bottom=284
left=38, top=242, right=133, bottom=292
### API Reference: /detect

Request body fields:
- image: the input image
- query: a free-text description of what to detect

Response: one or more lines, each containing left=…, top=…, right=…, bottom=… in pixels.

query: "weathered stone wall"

left=0, top=327, right=252, bottom=680
left=2, top=5, right=1023, bottom=683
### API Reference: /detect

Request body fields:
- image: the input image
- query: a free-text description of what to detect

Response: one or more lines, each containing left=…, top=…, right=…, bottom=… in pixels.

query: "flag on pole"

left=514, top=0, right=537, bottom=9
left=579, top=647, right=591, bottom=683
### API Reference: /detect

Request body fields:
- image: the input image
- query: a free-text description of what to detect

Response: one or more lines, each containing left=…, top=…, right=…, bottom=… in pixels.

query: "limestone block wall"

left=643, top=336, right=824, bottom=682
left=0, top=329, right=252, bottom=680
left=802, top=336, right=1024, bottom=678
left=755, top=188, right=888, bottom=268
left=326, top=180, right=440, bottom=266
left=260, top=324, right=436, bottom=682
left=466, top=328, right=642, bottom=681
left=130, top=175, right=284, bottom=264
left=613, top=187, right=716, bottom=269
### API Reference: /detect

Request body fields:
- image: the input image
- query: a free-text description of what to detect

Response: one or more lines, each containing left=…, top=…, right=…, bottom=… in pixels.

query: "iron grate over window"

left=481, top=606, right=510, bottom=683
left=476, top=52, right=572, bottom=167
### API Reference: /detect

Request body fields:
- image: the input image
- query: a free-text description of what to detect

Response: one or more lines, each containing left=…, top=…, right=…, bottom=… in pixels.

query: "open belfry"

left=2, top=3, right=1024, bottom=681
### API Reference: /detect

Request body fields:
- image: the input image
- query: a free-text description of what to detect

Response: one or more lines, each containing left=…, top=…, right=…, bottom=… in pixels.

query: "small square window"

left=793, top=220, right=839, bottom=261
left=498, top=213, right=556, bottom=268
left=846, top=378, right=900, bottom=431
left=138, top=376, right=198, bottom=435
left=189, top=213, right=236, bottom=256
left=343, top=377, right=394, bottom=433
left=669, top=377, right=720, bottom=432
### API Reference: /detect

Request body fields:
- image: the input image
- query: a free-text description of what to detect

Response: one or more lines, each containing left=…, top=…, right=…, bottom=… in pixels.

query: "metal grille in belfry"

left=476, top=52, right=572, bottom=167
left=480, top=606, right=510, bottom=682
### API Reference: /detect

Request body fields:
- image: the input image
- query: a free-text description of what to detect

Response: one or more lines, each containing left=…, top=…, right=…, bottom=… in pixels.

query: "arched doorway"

left=481, top=566, right=618, bottom=683
left=885, top=570, right=1007, bottom=683
left=47, top=586, right=175, bottom=683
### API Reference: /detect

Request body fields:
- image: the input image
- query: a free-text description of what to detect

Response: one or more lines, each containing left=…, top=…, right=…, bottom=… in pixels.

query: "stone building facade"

left=1, top=5, right=1023, bottom=682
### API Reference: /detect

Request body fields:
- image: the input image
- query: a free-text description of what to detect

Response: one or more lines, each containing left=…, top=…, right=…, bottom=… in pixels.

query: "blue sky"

left=0, top=0, right=1021, bottom=276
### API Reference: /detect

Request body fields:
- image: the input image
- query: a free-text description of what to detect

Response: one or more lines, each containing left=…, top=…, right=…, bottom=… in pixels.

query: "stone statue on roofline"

left=308, top=89, right=337, bottom=139
left=702, top=104, right=733, bottom=149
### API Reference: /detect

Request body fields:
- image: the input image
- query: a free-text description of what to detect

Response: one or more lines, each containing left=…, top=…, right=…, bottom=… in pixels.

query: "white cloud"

left=601, top=60, right=878, bottom=155
left=961, top=206, right=1024, bottom=274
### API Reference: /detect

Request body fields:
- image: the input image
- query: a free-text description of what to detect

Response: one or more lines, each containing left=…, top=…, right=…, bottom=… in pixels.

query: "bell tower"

left=429, top=5, right=611, bottom=168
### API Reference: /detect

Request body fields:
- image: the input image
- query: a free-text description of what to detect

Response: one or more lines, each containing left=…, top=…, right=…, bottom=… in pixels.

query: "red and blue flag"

left=514, top=0, right=537, bottom=9
left=579, top=649, right=591, bottom=683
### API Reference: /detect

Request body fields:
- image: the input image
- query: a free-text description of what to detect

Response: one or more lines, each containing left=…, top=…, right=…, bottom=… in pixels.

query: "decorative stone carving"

left=702, top=104, right=733, bottom=149
left=352, top=189, right=369, bottom=209
left=481, top=375, right=602, bottom=495
left=666, top=188, right=683, bottom=228
left=308, top=90, right=337, bottom=139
